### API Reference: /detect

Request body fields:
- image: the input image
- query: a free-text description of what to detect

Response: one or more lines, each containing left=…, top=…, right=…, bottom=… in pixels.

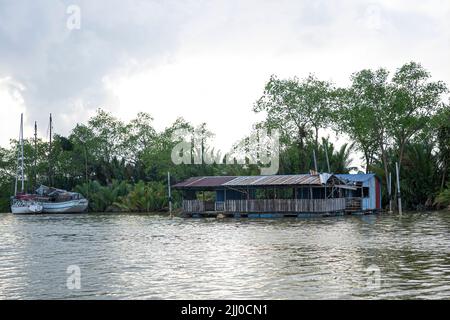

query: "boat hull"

left=11, top=203, right=43, bottom=214
left=41, top=199, right=89, bottom=213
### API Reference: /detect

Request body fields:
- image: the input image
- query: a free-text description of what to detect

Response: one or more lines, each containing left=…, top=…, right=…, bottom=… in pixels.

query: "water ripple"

left=0, top=211, right=449, bottom=299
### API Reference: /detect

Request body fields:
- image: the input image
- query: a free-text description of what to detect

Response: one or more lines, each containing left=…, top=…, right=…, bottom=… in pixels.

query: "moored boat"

left=11, top=194, right=43, bottom=214
left=35, top=185, right=88, bottom=213
left=41, top=199, right=89, bottom=213
left=10, top=113, right=89, bottom=214
left=10, top=114, right=43, bottom=214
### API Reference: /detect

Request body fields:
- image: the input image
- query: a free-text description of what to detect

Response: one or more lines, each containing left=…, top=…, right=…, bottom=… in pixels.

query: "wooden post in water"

left=395, top=162, right=402, bottom=216
left=388, top=172, right=393, bottom=214
left=224, top=188, right=227, bottom=212
left=167, top=171, right=173, bottom=218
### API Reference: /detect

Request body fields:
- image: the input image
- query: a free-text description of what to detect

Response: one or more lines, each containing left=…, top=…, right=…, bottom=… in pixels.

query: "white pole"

left=395, top=162, right=402, bottom=216
left=168, top=171, right=172, bottom=217
left=313, top=150, right=318, bottom=173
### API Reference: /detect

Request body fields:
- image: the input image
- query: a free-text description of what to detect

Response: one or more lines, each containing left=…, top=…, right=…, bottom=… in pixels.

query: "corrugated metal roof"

left=172, top=176, right=236, bottom=188
left=173, top=174, right=345, bottom=189
left=224, top=174, right=323, bottom=186
left=335, top=174, right=376, bottom=182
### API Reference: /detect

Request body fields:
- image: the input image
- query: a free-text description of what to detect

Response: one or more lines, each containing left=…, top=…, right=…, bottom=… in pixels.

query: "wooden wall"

left=182, top=198, right=346, bottom=213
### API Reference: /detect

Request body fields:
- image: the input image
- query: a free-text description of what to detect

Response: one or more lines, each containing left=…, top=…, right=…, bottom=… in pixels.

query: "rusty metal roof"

left=173, top=174, right=344, bottom=189
left=172, top=176, right=237, bottom=188
left=224, top=175, right=322, bottom=186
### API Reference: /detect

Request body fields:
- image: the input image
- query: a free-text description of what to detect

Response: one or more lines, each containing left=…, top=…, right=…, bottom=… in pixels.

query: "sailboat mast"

left=20, top=113, right=24, bottom=192
left=34, top=121, right=37, bottom=189
left=48, top=113, right=52, bottom=186
left=14, top=115, right=21, bottom=196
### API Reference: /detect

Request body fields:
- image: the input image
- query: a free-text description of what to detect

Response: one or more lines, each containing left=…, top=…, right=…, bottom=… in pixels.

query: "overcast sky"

left=1, top=0, right=449, bottom=158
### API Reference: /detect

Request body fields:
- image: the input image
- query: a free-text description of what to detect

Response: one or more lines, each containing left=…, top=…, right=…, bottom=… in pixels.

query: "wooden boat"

left=35, top=185, right=88, bottom=213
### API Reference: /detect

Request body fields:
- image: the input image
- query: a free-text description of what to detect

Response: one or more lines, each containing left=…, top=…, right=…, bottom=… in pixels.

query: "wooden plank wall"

left=182, top=200, right=204, bottom=212
left=183, top=199, right=346, bottom=213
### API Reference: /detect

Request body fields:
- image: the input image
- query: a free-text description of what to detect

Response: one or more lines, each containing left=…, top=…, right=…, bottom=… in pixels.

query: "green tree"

left=334, top=87, right=378, bottom=173
left=254, top=74, right=334, bottom=171
left=345, top=68, right=393, bottom=188
left=390, top=62, right=448, bottom=174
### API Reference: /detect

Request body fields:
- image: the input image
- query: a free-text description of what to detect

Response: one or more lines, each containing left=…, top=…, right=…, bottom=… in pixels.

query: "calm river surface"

left=0, top=211, right=449, bottom=299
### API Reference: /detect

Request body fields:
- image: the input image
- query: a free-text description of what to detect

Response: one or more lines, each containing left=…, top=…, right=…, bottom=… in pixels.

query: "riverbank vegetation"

left=0, top=61, right=448, bottom=212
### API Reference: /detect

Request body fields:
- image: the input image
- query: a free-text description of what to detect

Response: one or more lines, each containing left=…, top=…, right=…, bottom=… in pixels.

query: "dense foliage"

left=0, top=62, right=448, bottom=212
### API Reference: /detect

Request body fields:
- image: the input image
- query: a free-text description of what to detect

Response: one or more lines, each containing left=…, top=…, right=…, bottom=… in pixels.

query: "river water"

left=0, top=211, right=449, bottom=299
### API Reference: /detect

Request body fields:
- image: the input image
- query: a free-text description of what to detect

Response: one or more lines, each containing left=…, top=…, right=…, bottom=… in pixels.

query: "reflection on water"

left=0, top=212, right=449, bottom=299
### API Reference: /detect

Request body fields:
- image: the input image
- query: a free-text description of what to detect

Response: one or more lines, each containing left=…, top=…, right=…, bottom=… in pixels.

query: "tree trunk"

left=298, top=139, right=303, bottom=173
left=297, top=126, right=305, bottom=173
left=364, top=151, right=370, bottom=174
left=315, top=127, right=319, bottom=152
left=398, top=140, right=406, bottom=176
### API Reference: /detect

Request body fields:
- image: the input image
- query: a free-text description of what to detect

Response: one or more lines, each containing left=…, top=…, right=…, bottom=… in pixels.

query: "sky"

left=1, top=0, right=449, bottom=164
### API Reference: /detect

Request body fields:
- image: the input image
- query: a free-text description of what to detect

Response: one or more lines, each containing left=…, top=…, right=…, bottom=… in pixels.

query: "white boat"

left=37, top=114, right=89, bottom=213
left=41, top=199, right=88, bottom=213
left=11, top=114, right=43, bottom=214
left=11, top=198, right=43, bottom=214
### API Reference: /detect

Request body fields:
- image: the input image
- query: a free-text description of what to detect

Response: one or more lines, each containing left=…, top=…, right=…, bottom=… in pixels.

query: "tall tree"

left=334, top=87, right=378, bottom=173
left=434, top=107, right=450, bottom=190
left=390, top=62, right=448, bottom=173
left=345, top=68, right=393, bottom=186
left=254, top=74, right=334, bottom=170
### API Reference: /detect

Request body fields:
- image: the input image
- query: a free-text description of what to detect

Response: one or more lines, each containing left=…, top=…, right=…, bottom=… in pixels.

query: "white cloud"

left=0, top=77, right=28, bottom=147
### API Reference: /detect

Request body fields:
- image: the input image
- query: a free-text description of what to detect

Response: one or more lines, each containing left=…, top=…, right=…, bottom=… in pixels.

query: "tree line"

left=0, top=61, right=449, bottom=212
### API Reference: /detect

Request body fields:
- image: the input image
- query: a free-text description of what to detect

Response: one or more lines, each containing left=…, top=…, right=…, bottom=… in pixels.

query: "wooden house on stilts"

left=173, top=173, right=382, bottom=218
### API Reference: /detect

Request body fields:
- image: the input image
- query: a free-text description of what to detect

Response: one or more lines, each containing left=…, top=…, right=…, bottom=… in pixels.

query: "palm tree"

left=115, top=181, right=167, bottom=212
left=331, top=142, right=357, bottom=173
left=74, top=180, right=130, bottom=212
left=318, top=138, right=356, bottom=173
